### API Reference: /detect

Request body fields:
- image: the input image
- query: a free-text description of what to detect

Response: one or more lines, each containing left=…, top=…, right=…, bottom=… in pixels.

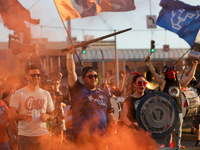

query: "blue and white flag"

left=156, top=0, right=200, bottom=47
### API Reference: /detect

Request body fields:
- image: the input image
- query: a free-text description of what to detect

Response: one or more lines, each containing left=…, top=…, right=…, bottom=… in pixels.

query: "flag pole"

left=173, top=48, right=191, bottom=67
left=115, top=30, right=119, bottom=88
left=53, top=0, right=83, bottom=67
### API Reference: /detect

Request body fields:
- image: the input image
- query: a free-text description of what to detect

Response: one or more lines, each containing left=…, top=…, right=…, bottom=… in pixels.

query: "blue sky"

left=0, top=0, right=199, bottom=49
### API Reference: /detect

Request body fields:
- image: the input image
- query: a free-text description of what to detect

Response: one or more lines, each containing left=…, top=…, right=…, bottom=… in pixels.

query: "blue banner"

left=156, top=0, right=200, bottom=47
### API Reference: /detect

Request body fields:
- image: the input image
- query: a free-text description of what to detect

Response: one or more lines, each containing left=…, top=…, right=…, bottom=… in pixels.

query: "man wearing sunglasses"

left=8, top=64, right=55, bottom=150
left=146, top=55, right=198, bottom=149
left=66, top=50, right=116, bottom=149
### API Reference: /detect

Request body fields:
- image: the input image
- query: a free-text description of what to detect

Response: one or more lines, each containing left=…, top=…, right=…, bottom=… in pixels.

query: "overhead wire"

left=98, top=15, right=113, bottom=32
left=28, top=0, right=42, bottom=10
left=29, top=24, right=164, bottom=32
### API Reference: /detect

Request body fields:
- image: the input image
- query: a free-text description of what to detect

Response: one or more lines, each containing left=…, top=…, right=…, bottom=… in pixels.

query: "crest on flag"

left=156, top=0, right=200, bottom=47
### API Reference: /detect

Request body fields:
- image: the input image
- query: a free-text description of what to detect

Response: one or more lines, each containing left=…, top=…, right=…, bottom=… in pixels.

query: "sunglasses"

left=29, top=74, right=41, bottom=78
left=85, top=74, right=98, bottom=79
left=138, top=81, right=147, bottom=86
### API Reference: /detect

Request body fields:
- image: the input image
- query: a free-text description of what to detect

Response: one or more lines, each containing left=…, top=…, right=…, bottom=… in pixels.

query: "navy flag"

left=156, top=0, right=200, bottom=47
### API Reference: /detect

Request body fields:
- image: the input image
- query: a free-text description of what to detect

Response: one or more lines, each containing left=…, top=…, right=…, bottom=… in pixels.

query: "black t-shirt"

left=162, top=80, right=182, bottom=113
left=124, top=94, right=145, bottom=123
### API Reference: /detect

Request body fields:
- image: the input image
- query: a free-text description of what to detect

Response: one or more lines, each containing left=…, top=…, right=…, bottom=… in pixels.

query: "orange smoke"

left=60, top=120, right=158, bottom=150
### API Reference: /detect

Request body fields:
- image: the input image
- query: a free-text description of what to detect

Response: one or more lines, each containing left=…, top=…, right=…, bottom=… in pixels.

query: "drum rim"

left=137, top=91, right=179, bottom=138
left=181, top=87, right=200, bottom=118
left=181, top=90, right=188, bottom=119
left=110, top=97, right=122, bottom=121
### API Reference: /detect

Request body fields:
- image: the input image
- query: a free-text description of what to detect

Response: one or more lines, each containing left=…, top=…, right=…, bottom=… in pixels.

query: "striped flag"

left=54, top=0, right=136, bottom=22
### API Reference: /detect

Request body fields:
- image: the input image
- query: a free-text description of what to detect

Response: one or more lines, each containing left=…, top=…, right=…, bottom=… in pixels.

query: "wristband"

left=129, top=122, right=139, bottom=130
left=193, top=65, right=197, bottom=68
left=129, top=123, right=135, bottom=128
left=66, top=53, right=73, bottom=59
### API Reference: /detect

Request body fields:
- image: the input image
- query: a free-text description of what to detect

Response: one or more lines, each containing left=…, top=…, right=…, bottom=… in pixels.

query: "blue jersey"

left=69, top=80, right=113, bottom=137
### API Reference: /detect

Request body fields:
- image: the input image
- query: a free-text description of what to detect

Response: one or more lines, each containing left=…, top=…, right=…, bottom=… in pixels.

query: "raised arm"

left=146, top=55, right=165, bottom=87
left=179, top=60, right=198, bottom=87
left=104, top=71, right=109, bottom=86
left=118, top=71, right=126, bottom=92
left=66, top=48, right=77, bottom=87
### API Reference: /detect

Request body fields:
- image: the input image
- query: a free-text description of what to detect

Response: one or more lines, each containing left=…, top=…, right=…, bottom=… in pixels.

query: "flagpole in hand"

left=53, top=0, right=83, bottom=67
left=145, top=52, right=153, bottom=62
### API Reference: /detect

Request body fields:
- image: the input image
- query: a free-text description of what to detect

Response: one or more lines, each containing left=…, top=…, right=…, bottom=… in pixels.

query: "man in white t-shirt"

left=8, top=64, right=55, bottom=150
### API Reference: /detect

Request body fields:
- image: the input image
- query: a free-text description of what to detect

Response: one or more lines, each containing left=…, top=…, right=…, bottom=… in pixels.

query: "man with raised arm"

left=8, top=64, right=55, bottom=150
left=66, top=49, right=116, bottom=149
left=146, top=55, right=198, bottom=149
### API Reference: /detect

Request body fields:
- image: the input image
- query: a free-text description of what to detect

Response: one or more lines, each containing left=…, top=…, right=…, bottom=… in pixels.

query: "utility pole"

left=115, top=30, right=119, bottom=87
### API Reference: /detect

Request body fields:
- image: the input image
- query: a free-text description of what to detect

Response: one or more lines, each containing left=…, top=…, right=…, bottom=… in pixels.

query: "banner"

left=54, top=0, right=136, bottom=22
left=156, top=0, right=200, bottom=47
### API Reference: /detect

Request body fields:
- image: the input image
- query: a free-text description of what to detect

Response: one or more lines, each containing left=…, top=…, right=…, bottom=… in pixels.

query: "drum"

left=110, top=97, right=122, bottom=121
left=181, top=87, right=200, bottom=118
left=137, top=91, right=179, bottom=138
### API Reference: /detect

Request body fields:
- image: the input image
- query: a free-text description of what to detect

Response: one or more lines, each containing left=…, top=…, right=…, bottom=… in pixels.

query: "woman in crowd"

left=121, top=73, right=147, bottom=129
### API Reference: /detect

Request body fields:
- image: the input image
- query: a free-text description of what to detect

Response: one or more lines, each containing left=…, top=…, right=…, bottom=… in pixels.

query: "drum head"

left=181, top=91, right=187, bottom=119
left=181, top=87, right=200, bottom=118
left=137, top=91, right=179, bottom=138
left=110, top=97, right=120, bottom=121
left=63, top=105, right=72, bottom=122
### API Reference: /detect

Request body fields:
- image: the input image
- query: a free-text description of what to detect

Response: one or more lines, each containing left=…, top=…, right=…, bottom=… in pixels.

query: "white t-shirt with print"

left=10, top=86, right=54, bottom=136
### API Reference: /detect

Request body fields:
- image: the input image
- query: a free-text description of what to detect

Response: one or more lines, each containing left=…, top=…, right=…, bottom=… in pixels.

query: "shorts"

left=58, top=119, right=66, bottom=131
left=0, top=141, right=10, bottom=150
left=52, top=118, right=66, bottom=131
left=18, top=134, right=50, bottom=150
left=193, top=115, right=200, bottom=129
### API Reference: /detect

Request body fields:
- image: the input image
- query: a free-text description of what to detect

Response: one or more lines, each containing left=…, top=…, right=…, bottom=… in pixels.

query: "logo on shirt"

left=99, top=95, right=104, bottom=99
left=0, top=105, right=6, bottom=119
left=134, top=100, right=141, bottom=111
left=25, top=96, right=45, bottom=110
left=88, top=95, right=106, bottom=106
left=168, top=86, right=180, bottom=97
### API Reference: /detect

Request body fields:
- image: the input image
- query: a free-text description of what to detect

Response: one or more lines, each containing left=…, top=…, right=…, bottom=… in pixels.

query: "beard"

left=85, top=80, right=98, bottom=90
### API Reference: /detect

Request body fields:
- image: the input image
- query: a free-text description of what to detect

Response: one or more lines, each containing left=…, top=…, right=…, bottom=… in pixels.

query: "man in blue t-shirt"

left=66, top=49, right=116, bottom=149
